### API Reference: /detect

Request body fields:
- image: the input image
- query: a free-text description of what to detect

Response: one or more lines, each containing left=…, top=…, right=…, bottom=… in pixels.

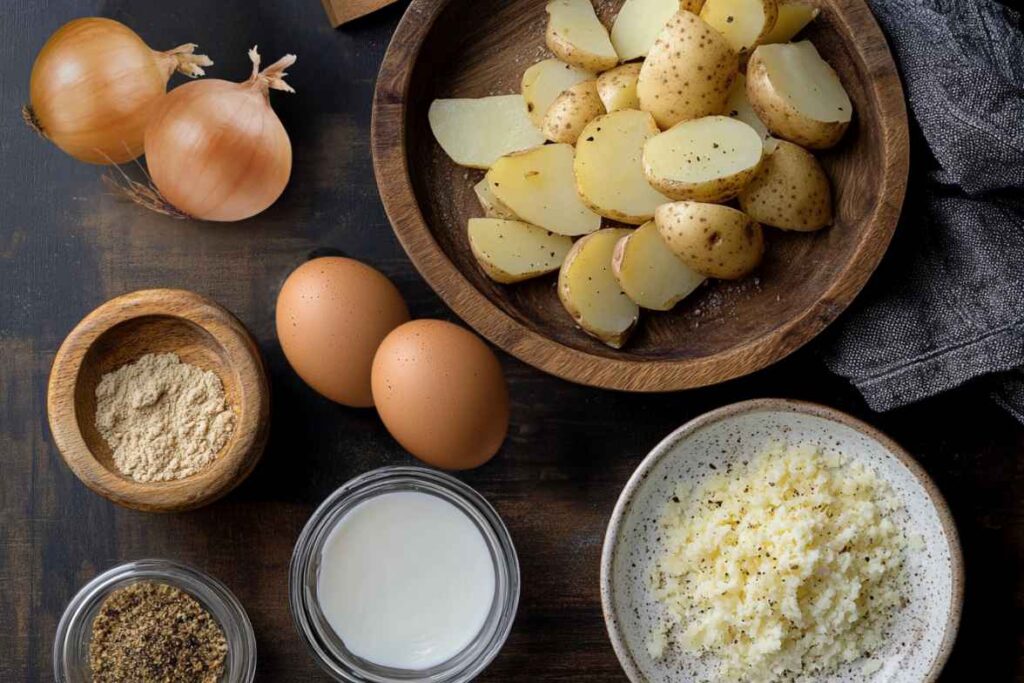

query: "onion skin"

left=143, top=48, right=295, bottom=222
left=27, top=17, right=211, bottom=165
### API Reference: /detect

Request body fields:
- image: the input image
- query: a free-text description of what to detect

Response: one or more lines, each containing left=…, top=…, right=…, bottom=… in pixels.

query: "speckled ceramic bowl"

left=600, top=399, right=963, bottom=683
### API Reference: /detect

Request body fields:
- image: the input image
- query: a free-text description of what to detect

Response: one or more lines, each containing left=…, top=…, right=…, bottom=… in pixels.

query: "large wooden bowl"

left=372, top=0, right=908, bottom=391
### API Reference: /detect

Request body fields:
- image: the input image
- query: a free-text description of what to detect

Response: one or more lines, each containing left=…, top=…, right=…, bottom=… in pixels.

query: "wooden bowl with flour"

left=47, top=289, right=270, bottom=512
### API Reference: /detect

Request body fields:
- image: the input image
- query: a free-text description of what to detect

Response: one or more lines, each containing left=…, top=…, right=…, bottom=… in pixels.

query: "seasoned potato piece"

left=473, top=178, right=518, bottom=220
left=747, top=41, right=852, bottom=149
left=428, top=95, right=546, bottom=169
left=725, top=74, right=770, bottom=147
left=486, top=144, right=602, bottom=236
left=637, top=11, right=738, bottom=129
left=610, top=0, right=703, bottom=62
left=468, top=218, right=574, bottom=283
left=546, top=0, right=619, bottom=72
left=699, top=0, right=778, bottom=53
left=596, top=63, right=642, bottom=112
left=738, top=139, right=831, bottom=231
left=612, top=221, right=705, bottom=310
left=575, top=110, right=671, bottom=224
left=522, top=58, right=595, bottom=128
left=542, top=80, right=606, bottom=144
left=761, top=1, right=819, bottom=44
left=655, top=201, right=764, bottom=279
left=559, top=228, right=639, bottom=348
left=643, top=115, right=763, bottom=202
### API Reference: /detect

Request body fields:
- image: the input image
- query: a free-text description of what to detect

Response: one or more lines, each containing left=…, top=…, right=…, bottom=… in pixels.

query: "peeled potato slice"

left=761, top=1, right=818, bottom=44
left=656, top=201, right=764, bottom=279
left=699, top=0, right=778, bottom=53
left=610, top=0, right=702, bottom=61
left=738, top=139, right=831, bottom=231
left=596, top=63, right=642, bottom=113
left=428, top=95, right=546, bottom=169
left=643, top=115, right=764, bottom=202
left=612, top=221, right=705, bottom=310
left=468, top=218, right=574, bottom=283
left=746, top=41, right=853, bottom=149
left=542, top=80, right=606, bottom=144
left=559, top=228, right=639, bottom=348
left=486, top=144, right=602, bottom=236
left=725, top=74, right=770, bottom=147
left=546, top=0, right=619, bottom=73
left=522, top=58, right=595, bottom=128
left=575, top=110, right=672, bottom=224
left=473, top=178, right=518, bottom=220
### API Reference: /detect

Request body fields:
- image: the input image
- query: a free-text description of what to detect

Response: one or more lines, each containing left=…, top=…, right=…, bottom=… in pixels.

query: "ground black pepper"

left=88, top=581, right=228, bottom=683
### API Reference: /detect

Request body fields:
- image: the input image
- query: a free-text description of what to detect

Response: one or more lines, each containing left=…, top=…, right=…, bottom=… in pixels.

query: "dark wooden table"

left=1, top=1, right=1021, bottom=680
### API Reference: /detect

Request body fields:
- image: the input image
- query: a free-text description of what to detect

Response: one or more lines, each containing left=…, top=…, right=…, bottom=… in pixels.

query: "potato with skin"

left=637, top=11, right=739, bottom=129
left=612, top=221, right=705, bottom=310
left=522, top=58, right=594, bottom=128
left=558, top=228, right=639, bottom=348
left=761, top=1, right=819, bottom=44
left=542, top=80, right=606, bottom=144
left=746, top=41, right=853, bottom=149
left=468, top=218, right=574, bottom=283
left=643, top=115, right=764, bottom=202
left=655, top=201, right=764, bottom=279
left=546, top=0, right=619, bottom=73
left=473, top=178, right=518, bottom=220
left=699, top=0, right=778, bottom=54
left=575, top=110, right=672, bottom=224
left=738, top=139, right=831, bottom=231
left=428, top=95, right=546, bottom=169
left=610, top=0, right=704, bottom=62
left=596, top=63, right=641, bottom=113
left=486, top=143, right=602, bottom=236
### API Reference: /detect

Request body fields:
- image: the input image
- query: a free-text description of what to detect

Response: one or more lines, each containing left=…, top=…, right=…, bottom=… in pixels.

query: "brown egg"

left=276, top=257, right=410, bottom=407
left=371, top=320, right=509, bottom=469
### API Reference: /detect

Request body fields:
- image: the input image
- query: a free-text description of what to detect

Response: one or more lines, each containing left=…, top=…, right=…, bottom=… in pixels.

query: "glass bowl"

left=290, top=466, right=520, bottom=682
left=54, top=559, right=257, bottom=682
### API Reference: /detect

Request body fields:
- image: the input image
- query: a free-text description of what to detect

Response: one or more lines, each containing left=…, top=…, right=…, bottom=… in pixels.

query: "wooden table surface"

left=1, top=1, right=1021, bottom=680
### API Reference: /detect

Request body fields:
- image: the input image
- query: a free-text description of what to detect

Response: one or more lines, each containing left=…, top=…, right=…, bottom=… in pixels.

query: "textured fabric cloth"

left=820, top=0, right=1024, bottom=421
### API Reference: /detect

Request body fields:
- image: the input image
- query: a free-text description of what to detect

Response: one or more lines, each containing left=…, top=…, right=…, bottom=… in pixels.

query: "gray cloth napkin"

left=820, top=0, right=1024, bottom=421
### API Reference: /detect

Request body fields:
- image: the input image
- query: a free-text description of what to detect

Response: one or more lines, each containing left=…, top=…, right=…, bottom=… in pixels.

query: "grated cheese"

left=649, top=443, right=907, bottom=681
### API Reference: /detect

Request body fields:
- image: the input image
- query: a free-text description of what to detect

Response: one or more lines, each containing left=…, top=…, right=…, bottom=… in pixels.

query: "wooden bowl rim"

left=371, top=0, right=909, bottom=392
left=599, top=398, right=964, bottom=681
left=46, top=288, right=270, bottom=512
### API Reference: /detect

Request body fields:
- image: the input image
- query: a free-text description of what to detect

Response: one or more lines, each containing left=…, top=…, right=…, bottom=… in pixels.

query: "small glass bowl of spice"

left=54, top=559, right=256, bottom=682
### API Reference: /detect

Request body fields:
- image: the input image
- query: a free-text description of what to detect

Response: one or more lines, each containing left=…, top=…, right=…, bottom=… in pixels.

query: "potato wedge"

left=473, top=178, right=518, bottom=220
left=655, top=201, right=764, bottom=279
left=643, top=115, right=763, bottom=202
left=725, top=74, right=770, bottom=147
left=486, top=144, right=602, bottom=236
left=428, top=95, right=546, bottom=169
left=612, top=221, right=705, bottom=310
left=746, top=41, right=852, bottom=149
left=761, top=1, right=818, bottom=44
left=558, top=228, right=639, bottom=348
left=738, top=139, right=831, bottom=231
left=610, top=0, right=703, bottom=62
left=575, top=110, right=671, bottom=224
left=596, top=63, right=641, bottom=112
left=468, top=218, right=574, bottom=283
left=522, top=58, right=595, bottom=128
left=637, top=11, right=738, bottom=129
left=542, top=80, right=606, bottom=144
left=546, top=0, right=619, bottom=72
left=699, top=0, right=778, bottom=53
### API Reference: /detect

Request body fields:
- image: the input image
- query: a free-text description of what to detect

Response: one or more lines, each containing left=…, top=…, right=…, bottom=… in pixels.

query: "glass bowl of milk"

left=289, top=466, right=520, bottom=681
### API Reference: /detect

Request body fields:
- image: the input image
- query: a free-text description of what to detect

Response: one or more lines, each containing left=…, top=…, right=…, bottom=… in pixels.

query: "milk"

left=316, top=490, right=496, bottom=670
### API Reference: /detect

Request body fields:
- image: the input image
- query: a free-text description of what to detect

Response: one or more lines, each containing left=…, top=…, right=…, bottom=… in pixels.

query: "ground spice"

left=89, top=581, right=228, bottom=683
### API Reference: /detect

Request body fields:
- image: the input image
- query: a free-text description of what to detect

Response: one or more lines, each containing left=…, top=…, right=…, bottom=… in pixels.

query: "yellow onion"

left=26, top=17, right=212, bottom=164
left=141, top=47, right=296, bottom=222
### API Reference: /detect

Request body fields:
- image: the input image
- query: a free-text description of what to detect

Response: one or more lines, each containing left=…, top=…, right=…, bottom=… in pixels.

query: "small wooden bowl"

left=372, top=0, right=909, bottom=391
left=47, top=289, right=270, bottom=512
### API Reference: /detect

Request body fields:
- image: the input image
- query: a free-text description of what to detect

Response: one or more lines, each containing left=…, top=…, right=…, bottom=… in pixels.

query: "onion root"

left=21, top=104, right=45, bottom=138
left=103, top=168, right=189, bottom=220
